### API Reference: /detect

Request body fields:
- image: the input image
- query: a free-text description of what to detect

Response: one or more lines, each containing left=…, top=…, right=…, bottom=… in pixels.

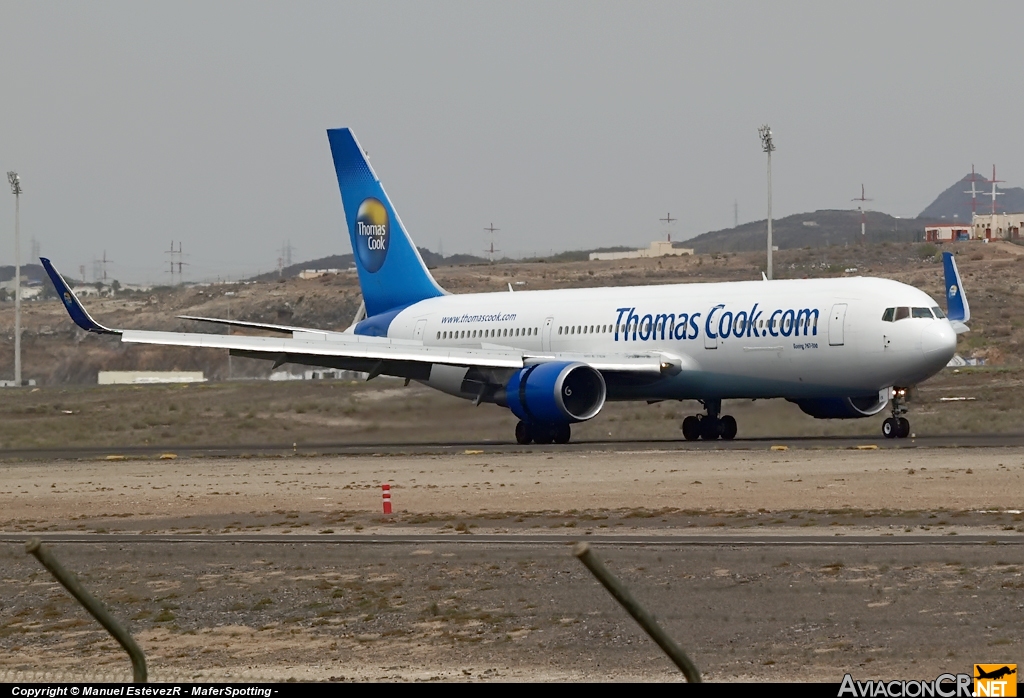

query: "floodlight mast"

left=7, top=171, right=22, bottom=387
left=758, top=125, right=775, bottom=280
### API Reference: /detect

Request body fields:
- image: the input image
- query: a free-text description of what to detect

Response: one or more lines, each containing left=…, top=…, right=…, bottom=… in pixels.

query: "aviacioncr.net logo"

left=354, top=197, right=389, bottom=273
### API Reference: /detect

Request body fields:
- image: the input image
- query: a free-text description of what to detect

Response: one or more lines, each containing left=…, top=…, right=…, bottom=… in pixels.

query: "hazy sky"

left=1, top=2, right=1021, bottom=283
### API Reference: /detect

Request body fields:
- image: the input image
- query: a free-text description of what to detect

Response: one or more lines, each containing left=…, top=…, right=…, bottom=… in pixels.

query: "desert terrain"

left=0, top=243, right=1022, bottom=682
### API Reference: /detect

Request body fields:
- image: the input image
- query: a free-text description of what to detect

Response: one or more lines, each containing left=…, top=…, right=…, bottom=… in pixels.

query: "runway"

left=4, top=532, right=1023, bottom=546
left=4, top=432, right=1024, bottom=460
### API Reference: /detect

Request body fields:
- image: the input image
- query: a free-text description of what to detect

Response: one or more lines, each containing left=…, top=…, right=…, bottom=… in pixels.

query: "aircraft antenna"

left=758, top=125, right=775, bottom=280
left=484, top=223, right=500, bottom=262
left=852, top=184, right=872, bottom=241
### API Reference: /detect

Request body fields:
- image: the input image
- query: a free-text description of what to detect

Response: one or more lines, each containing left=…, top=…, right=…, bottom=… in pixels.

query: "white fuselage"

left=380, top=276, right=957, bottom=402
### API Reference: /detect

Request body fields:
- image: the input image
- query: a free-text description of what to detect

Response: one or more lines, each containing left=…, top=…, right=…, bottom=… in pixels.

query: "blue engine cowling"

left=790, top=390, right=890, bottom=419
left=504, top=361, right=606, bottom=424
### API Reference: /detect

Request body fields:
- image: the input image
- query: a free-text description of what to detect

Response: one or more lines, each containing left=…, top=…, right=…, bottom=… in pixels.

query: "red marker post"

left=381, top=483, right=393, bottom=515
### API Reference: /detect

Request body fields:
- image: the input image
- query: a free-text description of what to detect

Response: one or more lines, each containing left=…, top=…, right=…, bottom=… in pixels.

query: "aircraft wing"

left=42, top=258, right=674, bottom=377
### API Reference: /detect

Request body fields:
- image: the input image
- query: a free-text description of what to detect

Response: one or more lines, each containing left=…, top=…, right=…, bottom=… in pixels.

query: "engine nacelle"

left=503, top=361, right=606, bottom=424
left=790, top=389, right=890, bottom=419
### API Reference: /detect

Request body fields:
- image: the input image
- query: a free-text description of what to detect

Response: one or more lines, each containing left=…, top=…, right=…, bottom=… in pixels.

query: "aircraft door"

left=704, top=325, right=717, bottom=349
left=542, top=317, right=554, bottom=351
left=828, top=304, right=847, bottom=346
left=414, top=318, right=427, bottom=341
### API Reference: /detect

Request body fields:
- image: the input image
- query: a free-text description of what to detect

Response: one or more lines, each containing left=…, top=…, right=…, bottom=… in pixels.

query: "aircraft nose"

left=921, top=322, right=956, bottom=359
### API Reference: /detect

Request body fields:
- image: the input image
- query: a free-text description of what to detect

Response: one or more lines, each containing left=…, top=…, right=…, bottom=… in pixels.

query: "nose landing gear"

left=681, top=400, right=737, bottom=441
left=882, top=387, right=911, bottom=439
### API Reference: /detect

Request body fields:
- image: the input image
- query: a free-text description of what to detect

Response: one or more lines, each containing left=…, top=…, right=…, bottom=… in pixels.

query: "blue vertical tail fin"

left=328, top=128, right=445, bottom=318
left=942, top=251, right=969, bottom=323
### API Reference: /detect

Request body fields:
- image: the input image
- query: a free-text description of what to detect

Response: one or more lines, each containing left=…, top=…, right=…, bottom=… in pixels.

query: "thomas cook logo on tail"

left=355, top=197, right=390, bottom=273
left=950, top=284, right=959, bottom=298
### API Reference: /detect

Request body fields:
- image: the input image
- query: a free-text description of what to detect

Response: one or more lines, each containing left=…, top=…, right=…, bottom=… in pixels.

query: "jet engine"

left=790, top=390, right=890, bottom=419
left=500, top=361, right=606, bottom=424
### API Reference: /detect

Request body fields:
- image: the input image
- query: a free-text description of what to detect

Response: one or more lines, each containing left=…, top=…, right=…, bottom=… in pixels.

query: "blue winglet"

left=40, top=258, right=118, bottom=334
left=941, top=252, right=970, bottom=323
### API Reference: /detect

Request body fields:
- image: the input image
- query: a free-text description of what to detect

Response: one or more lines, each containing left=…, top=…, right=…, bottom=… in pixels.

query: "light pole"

left=7, top=172, right=22, bottom=387
left=758, top=125, right=775, bottom=280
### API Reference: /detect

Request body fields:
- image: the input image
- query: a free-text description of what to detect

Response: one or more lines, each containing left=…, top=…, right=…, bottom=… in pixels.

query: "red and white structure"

left=381, top=483, right=393, bottom=515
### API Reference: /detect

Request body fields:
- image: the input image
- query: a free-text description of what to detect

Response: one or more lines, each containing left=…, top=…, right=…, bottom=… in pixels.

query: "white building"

left=589, top=240, right=694, bottom=261
left=924, top=224, right=971, bottom=243
left=971, top=213, right=1024, bottom=241
left=98, top=371, right=206, bottom=385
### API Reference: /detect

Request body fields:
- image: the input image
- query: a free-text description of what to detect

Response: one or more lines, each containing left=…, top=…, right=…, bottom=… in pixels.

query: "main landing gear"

left=516, top=420, right=571, bottom=445
left=882, top=387, right=911, bottom=439
left=681, top=399, right=737, bottom=441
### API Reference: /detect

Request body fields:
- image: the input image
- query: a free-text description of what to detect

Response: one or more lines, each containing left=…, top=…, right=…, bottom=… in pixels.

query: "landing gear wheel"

left=721, top=415, right=737, bottom=441
left=700, top=417, right=721, bottom=441
left=897, top=417, right=910, bottom=439
left=682, top=416, right=700, bottom=441
left=882, top=417, right=897, bottom=439
left=515, top=420, right=533, bottom=445
left=533, top=426, right=554, bottom=445
left=553, top=423, right=571, bottom=444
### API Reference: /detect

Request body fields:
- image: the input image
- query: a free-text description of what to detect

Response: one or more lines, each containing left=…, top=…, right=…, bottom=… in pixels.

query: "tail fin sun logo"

left=355, top=197, right=390, bottom=273
left=974, top=664, right=1017, bottom=697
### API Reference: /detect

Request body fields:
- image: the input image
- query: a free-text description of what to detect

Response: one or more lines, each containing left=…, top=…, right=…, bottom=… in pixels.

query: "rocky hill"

left=918, top=173, right=1024, bottom=220
left=682, top=210, right=938, bottom=253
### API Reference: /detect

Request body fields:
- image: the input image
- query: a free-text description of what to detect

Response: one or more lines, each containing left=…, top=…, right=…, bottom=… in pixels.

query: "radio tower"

left=93, top=250, right=112, bottom=283
left=659, top=213, right=676, bottom=242
left=165, top=242, right=186, bottom=284
left=985, top=165, right=1004, bottom=215
left=964, top=164, right=982, bottom=216
left=852, top=184, right=872, bottom=240
left=483, top=223, right=500, bottom=262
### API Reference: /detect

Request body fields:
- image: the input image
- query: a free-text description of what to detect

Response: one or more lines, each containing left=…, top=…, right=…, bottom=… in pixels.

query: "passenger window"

left=932, top=306, right=946, bottom=319
left=895, top=307, right=910, bottom=321
left=882, top=308, right=894, bottom=322
left=912, top=307, right=932, bottom=319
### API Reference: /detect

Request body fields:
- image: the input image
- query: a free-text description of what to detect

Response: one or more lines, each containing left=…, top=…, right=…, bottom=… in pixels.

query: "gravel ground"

left=1, top=448, right=1022, bottom=682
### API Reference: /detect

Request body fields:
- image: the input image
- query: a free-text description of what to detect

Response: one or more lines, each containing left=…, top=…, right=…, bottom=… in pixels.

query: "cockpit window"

left=882, top=308, right=895, bottom=322
left=932, top=306, right=946, bottom=319
left=912, top=307, right=933, bottom=319
left=894, top=307, right=910, bottom=321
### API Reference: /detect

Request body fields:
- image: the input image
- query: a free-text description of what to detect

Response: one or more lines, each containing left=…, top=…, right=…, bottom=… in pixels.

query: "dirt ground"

left=1, top=448, right=1022, bottom=682
left=1, top=362, right=1024, bottom=452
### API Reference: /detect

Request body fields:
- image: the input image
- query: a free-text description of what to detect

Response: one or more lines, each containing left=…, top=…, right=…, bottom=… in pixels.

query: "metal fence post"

left=25, top=538, right=147, bottom=682
left=574, top=542, right=701, bottom=682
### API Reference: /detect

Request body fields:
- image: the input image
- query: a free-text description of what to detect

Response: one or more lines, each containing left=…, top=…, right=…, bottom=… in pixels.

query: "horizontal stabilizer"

left=177, top=315, right=331, bottom=336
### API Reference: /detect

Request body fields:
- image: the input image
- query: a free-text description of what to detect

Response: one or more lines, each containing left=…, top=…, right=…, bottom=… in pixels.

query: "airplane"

left=41, top=127, right=967, bottom=444
left=975, top=666, right=1016, bottom=681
